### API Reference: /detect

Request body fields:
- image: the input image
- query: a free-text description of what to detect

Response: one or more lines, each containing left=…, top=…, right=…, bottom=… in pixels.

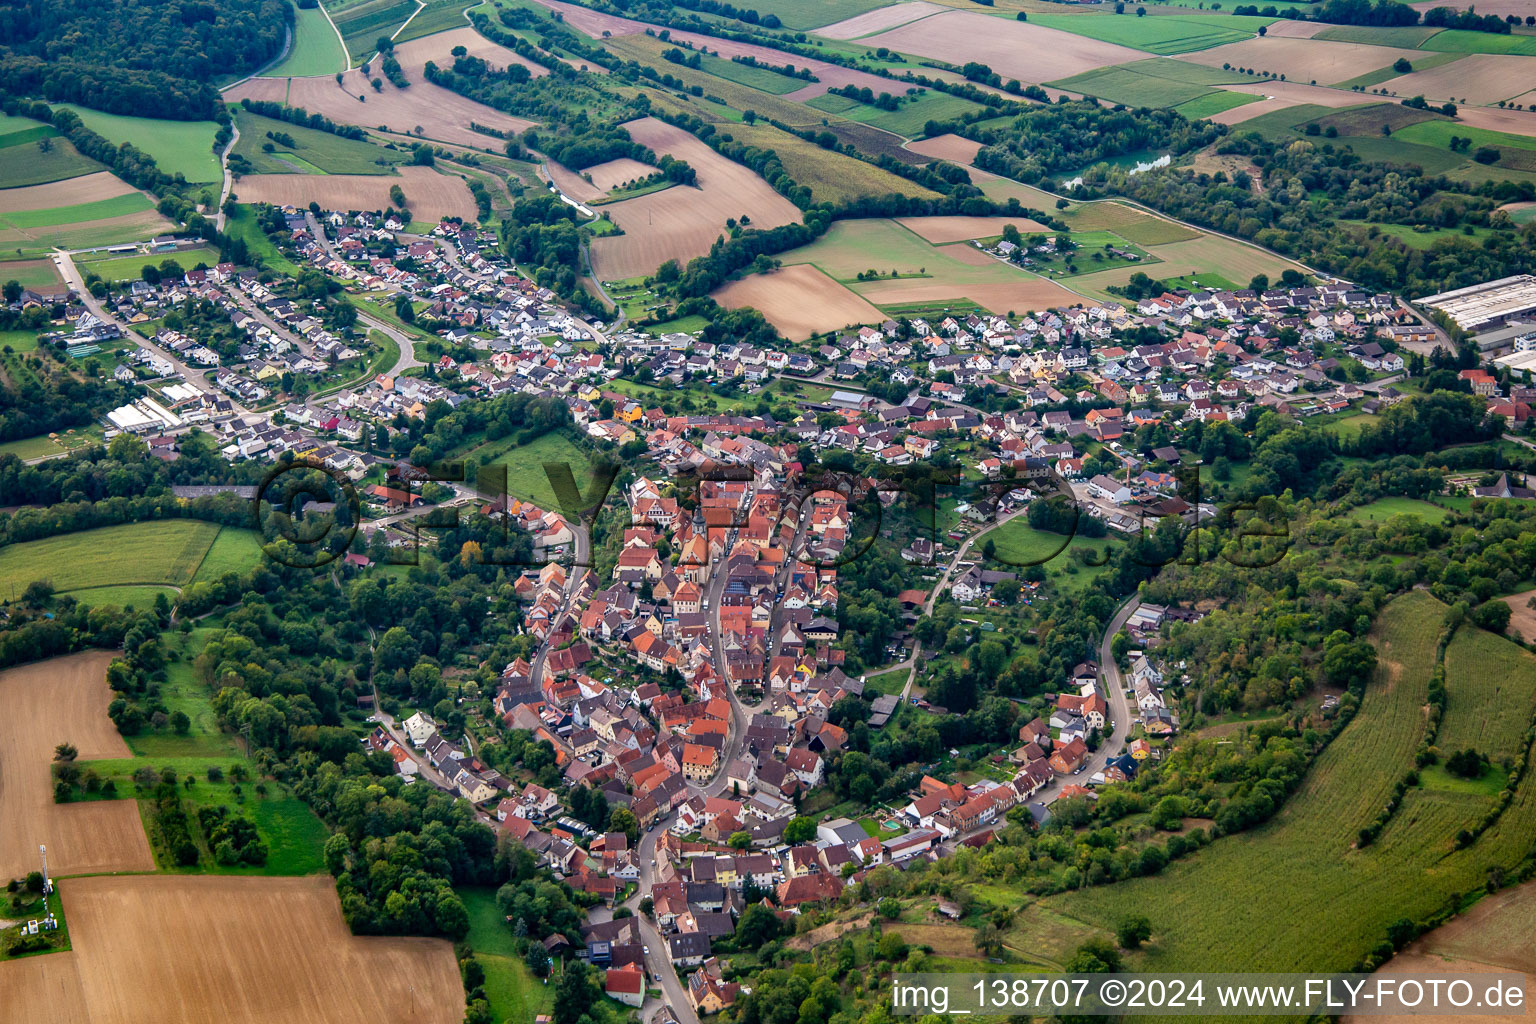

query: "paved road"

left=216, top=121, right=239, bottom=232
left=529, top=524, right=593, bottom=692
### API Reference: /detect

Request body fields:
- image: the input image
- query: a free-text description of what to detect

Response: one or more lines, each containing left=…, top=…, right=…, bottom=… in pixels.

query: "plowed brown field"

left=233, top=165, right=477, bottom=221
left=589, top=117, right=799, bottom=280
left=904, top=133, right=984, bottom=164
left=390, top=26, right=549, bottom=78
left=0, top=875, right=462, bottom=1024
left=0, top=171, right=134, bottom=213
left=857, top=11, right=1146, bottom=85
left=0, top=650, right=154, bottom=879
left=713, top=264, right=884, bottom=340
left=896, top=215, right=1049, bottom=244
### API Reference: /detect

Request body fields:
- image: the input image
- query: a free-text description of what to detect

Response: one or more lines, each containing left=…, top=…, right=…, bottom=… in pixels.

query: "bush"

left=1474, top=147, right=1501, bottom=165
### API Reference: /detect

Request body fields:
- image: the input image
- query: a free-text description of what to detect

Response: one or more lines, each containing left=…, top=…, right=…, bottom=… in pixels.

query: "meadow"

left=1031, top=13, right=1275, bottom=55
left=448, top=428, right=596, bottom=509
left=190, top=527, right=268, bottom=584
left=1439, top=624, right=1536, bottom=757
left=233, top=109, right=408, bottom=175
left=695, top=51, right=811, bottom=95
left=0, top=521, right=222, bottom=599
left=331, top=0, right=419, bottom=59
left=805, top=89, right=986, bottom=139
left=1342, top=496, right=1447, bottom=522
left=1421, top=28, right=1536, bottom=57
left=268, top=3, right=349, bottom=77
left=79, top=246, right=221, bottom=283
left=0, top=138, right=103, bottom=188
left=1037, top=592, right=1536, bottom=978
left=1050, top=61, right=1240, bottom=109
left=58, top=106, right=222, bottom=184
left=461, top=887, right=554, bottom=1024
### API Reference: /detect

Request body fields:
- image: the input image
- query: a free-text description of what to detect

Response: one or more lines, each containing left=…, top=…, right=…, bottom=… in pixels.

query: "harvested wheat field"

left=546, top=160, right=605, bottom=203
left=390, top=25, right=549, bottom=78
left=1455, top=105, right=1536, bottom=140
left=1260, top=19, right=1327, bottom=39
left=3, top=951, right=91, bottom=1024
left=858, top=11, right=1145, bottom=85
left=896, top=215, right=1049, bottom=244
left=853, top=275, right=1082, bottom=316
left=12, top=874, right=464, bottom=1024
left=1412, top=0, right=1530, bottom=14
left=227, top=74, right=533, bottom=149
left=235, top=166, right=476, bottom=221
left=713, top=264, right=884, bottom=340
left=582, top=156, right=657, bottom=191
left=589, top=117, right=799, bottom=280
left=818, top=1, right=947, bottom=40
left=1385, top=53, right=1535, bottom=105
left=1500, top=588, right=1536, bottom=642
left=1188, top=37, right=1423, bottom=87
left=0, top=651, right=154, bottom=879
left=0, top=171, right=134, bottom=213
left=1221, top=78, right=1383, bottom=110
left=904, top=133, right=984, bottom=164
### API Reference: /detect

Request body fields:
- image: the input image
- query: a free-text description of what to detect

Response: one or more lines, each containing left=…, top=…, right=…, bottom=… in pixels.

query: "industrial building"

left=1418, top=275, right=1536, bottom=333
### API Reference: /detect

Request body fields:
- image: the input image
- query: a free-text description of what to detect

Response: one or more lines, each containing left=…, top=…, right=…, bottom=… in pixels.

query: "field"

left=0, top=651, right=156, bottom=879
left=1031, top=13, right=1276, bottom=55
left=1174, top=90, right=1262, bottom=119
left=1, top=874, right=463, bottom=1024
left=856, top=9, right=1149, bottom=86
left=57, top=107, right=222, bottom=184
left=1439, top=624, right=1536, bottom=756
left=713, top=264, right=885, bottom=341
left=588, top=117, right=801, bottom=281
left=581, top=157, right=656, bottom=191
left=78, top=246, right=221, bottom=283
left=389, top=25, right=551, bottom=81
left=1068, top=233, right=1302, bottom=301
left=988, top=518, right=1113, bottom=573
left=267, top=3, right=348, bottom=77
left=1421, top=28, right=1536, bottom=58
left=546, top=159, right=604, bottom=203
left=191, top=527, right=268, bottom=584
left=0, top=171, right=173, bottom=255
left=233, top=165, right=478, bottom=222
left=816, top=1, right=948, bottom=40
left=896, top=215, right=1049, bottom=243
left=0, top=138, right=104, bottom=188
left=462, top=887, right=553, bottom=1023
left=0, top=521, right=221, bottom=598
left=1186, top=36, right=1425, bottom=88
left=232, top=110, right=408, bottom=175
left=721, top=122, right=940, bottom=204
left=228, top=73, right=534, bottom=150
left=1383, top=53, right=1536, bottom=105
left=805, top=89, right=986, bottom=139
left=1394, top=119, right=1536, bottom=173
left=446, top=429, right=595, bottom=509
left=694, top=50, right=810, bottom=95
left=331, top=0, right=418, bottom=60
left=1500, top=586, right=1536, bottom=644
left=0, top=258, right=66, bottom=293
left=1040, top=592, right=1536, bottom=977
left=1342, top=496, right=1446, bottom=522
left=1313, top=24, right=1445, bottom=47
left=904, top=133, right=983, bottom=164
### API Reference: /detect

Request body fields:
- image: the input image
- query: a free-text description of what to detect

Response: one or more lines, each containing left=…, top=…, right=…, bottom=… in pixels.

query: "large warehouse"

left=1418, top=275, right=1536, bottom=333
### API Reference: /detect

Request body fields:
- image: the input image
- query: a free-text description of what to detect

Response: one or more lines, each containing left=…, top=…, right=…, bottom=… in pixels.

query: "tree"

left=395, top=295, right=416, bottom=323
left=737, top=903, right=784, bottom=946
left=551, top=961, right=599, bottom=1024
left=878, top=897, right=901, bottom=919
left=1116, top=916, right=1153, bottom=949
left=784, top=816, right=816, bottom=843
left=608, top=806, right=639, bottom=845
left=1393, top=57, right=1413, bottom=73
left=54, top=742, right=78, bottom=762
left=728, top=831, right=751, bottom=849
left=170, top=710, right=191, bottom=735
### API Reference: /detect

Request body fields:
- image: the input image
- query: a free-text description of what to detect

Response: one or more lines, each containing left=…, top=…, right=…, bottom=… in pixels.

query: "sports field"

left=1031, top=13, right=1276, bottom=55
left=4, top=874, right=463, bottom=1024
left=0, top=520, right=221, bottom=597
left=267, top=3, right=348, bottom=76
left=0, top=651, right=156, bottom=879
left=58, top=106, right=222, bottom=184
left=1039, top=592, right=1536, bottom=974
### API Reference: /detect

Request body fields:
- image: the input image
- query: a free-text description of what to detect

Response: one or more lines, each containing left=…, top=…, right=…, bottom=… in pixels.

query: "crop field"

left=6, top=874, right=464, bottom=1024
left=694, top=51, right=809, bottom=95
left=1439, top=624, right=1536, bottom=757
left=1186, top=36, right=1425, bottom=88
left=393, top=0, right=487, bottom=44
left=0, top=651, right=156, bottom=879
left=589, top=117, right=801, bottom=281
left=0, top=138, right=104, bottom=188
left=1384, top=52, right=1535, bottom=105
left=713, top=264, right=885, bottom=340
left=577, top=157, right=655, bottom=191
left=723, top=122, right=940, bottom=203
left=1174, top=90, right=1261, bottom=119
left=904, top=133, right=983, bottom=164
left=0, top=170, right=137, bottom=212
left=0, top=258, right=66, bottom=293
left=1050, top=57, right=1253, bottom=109
left=1068, top=233, right=1301, bottom=301
left=1313, top=24, right=1445, bottom=47
left=856, top=9, right=1149, bottom=86
left=58, top=107, right=222, bottom=184
left=331, top=0, right=417, bottom=59
left=1030, top=13, right=1276, bottom=55
left=0, top=172, right=173, bottom=255
left=1421, top=28, right=1536, bottom=58
left=233, top=110, right=408, bottom=175
left=0, top=521, right=221, bottom=597
left=228, top=73, right=535, bottom=150
left=0, top=111, right=57, bottom=144
left=390, top=25, right=551, bottom=80
left=806, top=89, right=986, bottom=139
left=896, top=215, right=1050, bottom=243
left=1042, top=592, right=1536, bottom=976
left=268, top=4, right=348, bottom=76
left=234, top=165, right=478, bottom=222
left=546, top=159, right=604, bottom=203
left=816, top=1, right=948, bottom=40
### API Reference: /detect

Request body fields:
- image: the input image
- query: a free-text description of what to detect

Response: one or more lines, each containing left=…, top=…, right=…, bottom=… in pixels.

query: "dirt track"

left=0, top=651, right=154, bottom=879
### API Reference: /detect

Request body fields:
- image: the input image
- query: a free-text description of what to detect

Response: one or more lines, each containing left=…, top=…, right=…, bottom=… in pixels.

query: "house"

left=669, top=932, right=712, bottom=966
left=1049, top=736, right=1089, bottom=774
left=605, top=967, right=645, bottom=1008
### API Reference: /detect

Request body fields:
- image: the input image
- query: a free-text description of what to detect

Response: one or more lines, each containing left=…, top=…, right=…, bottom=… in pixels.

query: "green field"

left=865, top=666, right=912, bottom=696
left=1440, top=625, right=1536, bottom=757
left=720, top=121, right=941, bottom=203
left=0, top=521, right=221, bottom=598
left=268, top=3, right=349, bottom=76
left=1313, top=24, right=1445, bottom=47
left=806, top=89, right=986, bottom=139
left=1, top=192, right=154, bottom=230
left=1039, top=592, right=1536, bottom=975
left=191, top=527, right=269, bottom=584
left=0, top=259, right=64, bottom=291
left=448, top=429, right=596, bottom=510
left=1421, top=28, right=1536, bottom=57
left=234, top=110, right=407, bottom=175
left=1032, top=13, right=1275, bottom=55
left=1173, top=90, right=1261, bottom=119
left=395, top=0, right=487, bottom=44
left=0, top=113, right=60, bottom=150
left=1340, top=219, right=1498, bottom=248
left=749, top=0, right=887, bottom=30
left=987, top=518, right=1113, bottom=574
left=59, top=106, right=222, bottom=183
left=331, top=0, right=418, bottom=59
left=1394, top=119, right=1536, bottom=172
left=695, top=52, right=812, bottom=95
left=79, top=246, right=221, bottom=282
left=461, top=887, right=554, bottom=1024
left=0, top=138, right=103, bottom=188
left=66, top=584, right=181, bottom=611
left=1344, top=496, right=1448, bottom=522
left=1050, top=59, right=1252, bottom=109
left=225, top=203, right=305, bottom=276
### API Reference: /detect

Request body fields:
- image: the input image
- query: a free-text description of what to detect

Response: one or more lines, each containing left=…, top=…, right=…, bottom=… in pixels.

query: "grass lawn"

left=805, top=89, right=986, bottom=139
left=987, top=518, right=1111, bottom=571
left=865, top=666, right=912, bottom=696
left=643, top=314, right=709, bottom=335
left=268, top=3, right=348, bottom=76
left=0, top=112, right=57, bottom=146
left=234, top=110, right=408, bottom=175
left=1160, top=271, right=1241, bottom=291
left=58, top=106, right=222, bottom=184
left=225, top=203, right=305, bottom=276
left=1032, top=13, right=1274, bottom=55
left=125, top=626, right=241, bottom=758
left=461, top=886, right=554, bottom=1022
left=79, top=246, right=221, bottom=283
left=0, top=521, right=221, bottom=598
left=0, top=138, right=103, bottom=188
left=450, top=429, right=596, bottom=510
left=0, top=327, right=41, bottom=353
left=1344, top=496, right=1449, bottom=523
left=191, top=527, right=269, bottom=584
